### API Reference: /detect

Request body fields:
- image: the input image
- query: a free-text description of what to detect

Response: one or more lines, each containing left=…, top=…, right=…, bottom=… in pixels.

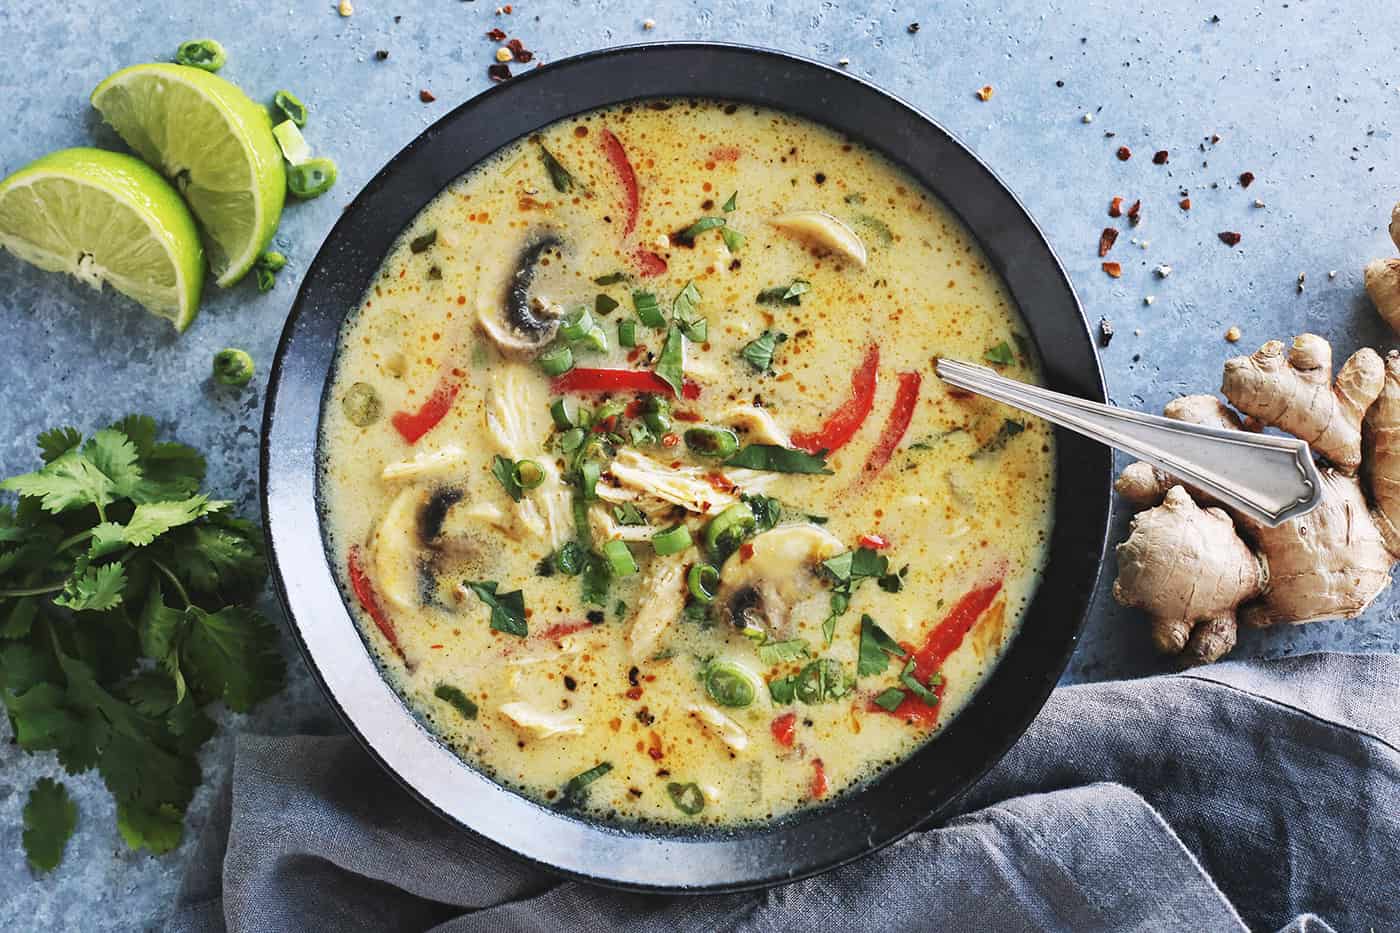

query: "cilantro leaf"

left=873, top=687, right=906, bottom=712
left=857, top=614, right=907, bottom=677
left=984, top=341, right=1016, bottom=366
left=1, top=450, right=119, bottom=514
left=54, top=562, right=127, bottom=612
left=37, top=427, right=82, bottom=464
left=740, top=331, right=787, bottom=373
left=491, top=454, right=524, bottom=502
left=465, top=581, right=529, bottom=636
left=180, top=605, right=285, bottom=712
left=974, top=419, right=1026, bottom=458
left=90, top=495, right=226, bottom=556
left=153, top=515, right=265, bottom=596
left=129, top=442, right=206, bottom=503
left=757, top=638, right=809, bottom=666
left=653, top=325, right=686, bottom=396
left=899, top=658, right=943, bottom=706
left=82, top=428, right=142, bottom=498
left=115, top=801, right=184, bottom=855
left=23, top=778, right=77, bottom=872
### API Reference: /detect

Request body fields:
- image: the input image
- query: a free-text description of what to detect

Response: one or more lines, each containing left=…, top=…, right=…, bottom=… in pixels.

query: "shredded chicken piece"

left=608, top=448, right=739, bottom=515
left=687, top=703, right=750, bottom=752
left=498, top=702, right=584, bottom=739
left=484, top=365, right=571, bottom=548
left=380, top=445, right=470, bottom=482
left=588, top=503, right=654, bottom=543
left=370, top=486, right=425, bottom=612
left=626, top=554, right=688, bottom=661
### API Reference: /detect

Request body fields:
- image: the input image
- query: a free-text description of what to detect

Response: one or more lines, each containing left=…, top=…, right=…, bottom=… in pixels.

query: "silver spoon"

left=934, top=358, right=1321, bottom=527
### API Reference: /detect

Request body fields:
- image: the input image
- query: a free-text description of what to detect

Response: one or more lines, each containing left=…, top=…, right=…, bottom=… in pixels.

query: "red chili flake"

left=1126, top=199, right=1141, bottom=225
left=1098, top=317, right=1114, bottom=348
left=486, top=27, right=507, bottom=40
left=647, top=731, right=663, bottom=759
left=488, top=63, right=512, bottom=82
left=1108, top=196, right=1124, bottom=217
left=1152, top=150, right=1169, bottom=164
left=430, top=644, right=443, bottom=649
left=810, top=758, right=829, bottom=799
left=1179, top=197, right=1192, bottom=211
left=1239, top=171, right=1255, bottom=188
left=418, top=89, right=436, bottom=103
left=507, top=38, right=533, bottom=63
left=1102, top=261, right=1122, bottom=278
left=858, top=533, right=889, bottom=549
left=503, top=4, right=512, bottom=11
left=673, top=410, right=702, bottom=422
left=1116, top=146, right=1132, bottom=161
left=706, top=472, right=737, bottom=493
left=771, top=713, right=797, bottom=748
left=1219, top=231, right=1242, bottom=246
left=1098, top=227, right=1119, bottom=257
left=626, top=685, right=644, bottom=700
left=739, top=542, right=756, bottom=562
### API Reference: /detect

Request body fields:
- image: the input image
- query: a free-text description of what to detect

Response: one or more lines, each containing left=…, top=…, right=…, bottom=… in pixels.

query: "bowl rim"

left=261, top=39, right=1112, bottom=893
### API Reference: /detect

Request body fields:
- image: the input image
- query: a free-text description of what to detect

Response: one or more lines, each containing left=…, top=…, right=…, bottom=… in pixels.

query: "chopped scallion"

left=651, top=524, right=693, bottom=556
left=602, top=539, right=639, bottom=576
left=538, top=344, right=574, bottom=376
left=618, top=318, right=638, bottom=347
left=687, top=563, right=719, bottom=603
left=550, top=398, right=577, bottom=430
left=633, top=290, right=665, bottom=328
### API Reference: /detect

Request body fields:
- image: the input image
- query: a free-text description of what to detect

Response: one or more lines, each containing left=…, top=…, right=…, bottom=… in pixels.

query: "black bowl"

left=262, top=42, right=1111, bottom=892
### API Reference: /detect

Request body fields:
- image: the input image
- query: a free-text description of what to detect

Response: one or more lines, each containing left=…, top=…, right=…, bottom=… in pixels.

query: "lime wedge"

left=0, top=148, right=204, bottom=330
left=91, top=63, right=285, bottom=287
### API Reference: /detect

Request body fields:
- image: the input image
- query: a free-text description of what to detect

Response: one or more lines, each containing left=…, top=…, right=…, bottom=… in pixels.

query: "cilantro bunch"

left=0, top=416, right=284, bottom=872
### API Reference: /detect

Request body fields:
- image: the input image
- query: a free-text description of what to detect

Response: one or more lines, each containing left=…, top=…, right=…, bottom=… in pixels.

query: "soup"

left=320, top=99, right=1054, bottom=826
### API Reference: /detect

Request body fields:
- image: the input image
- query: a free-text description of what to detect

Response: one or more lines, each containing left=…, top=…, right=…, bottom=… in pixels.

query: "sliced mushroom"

left=371, top=486, right=429, bottom=612
left=498, top=701, right=585, bottom=739
left=717, top=523, right=845, bottom=635
left=769, top=210, right=868, bottom=267
left=476, top=234, right=566, bottom=357
left=381, top=445, right=471, bottom=483
left=686, top=703, right=750, bottom=752
left=626, top=553, right=688, bottom=661
left=722, top=403, right=791, bottom=447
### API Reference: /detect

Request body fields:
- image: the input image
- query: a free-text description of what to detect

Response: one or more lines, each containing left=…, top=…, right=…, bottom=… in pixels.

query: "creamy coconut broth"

left=320, top=99, right=1055, bottom=825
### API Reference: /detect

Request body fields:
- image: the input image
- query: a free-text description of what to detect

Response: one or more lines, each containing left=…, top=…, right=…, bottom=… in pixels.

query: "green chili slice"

left=176, top=39, right=226, bottom=72
left=684, top=426, right=739, bottom=459
left=704, top=502, right=755, bottom=556
left=273, top=89, right=308, bottom=127
left=667, top=781, right=705, bottom=815
left=287, top=157, right=338, bottom=198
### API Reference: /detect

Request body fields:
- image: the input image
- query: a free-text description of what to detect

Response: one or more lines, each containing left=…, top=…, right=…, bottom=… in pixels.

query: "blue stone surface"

left=0, top=1, right=1395, bottom=928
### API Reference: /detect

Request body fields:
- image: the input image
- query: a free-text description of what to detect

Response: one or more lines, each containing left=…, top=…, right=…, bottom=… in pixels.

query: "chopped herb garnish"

left=559, top=761, right=613, bottom=807
left=653, top=326, right=686, bottom=396
left=795, top=658, right=850, bottom=703
left=851, top=212, right=894, bottom=245
left=740, top=330, right=787, bottom=372
left=723, top=444, right=832, bottom=474
left=722, top=190, right=738, bottom=212
left=595, top=271, right=627, bottom=286
left=757, top=638, right=810, bottom=666
left=984, top=341, right=1016, bottom=366
left=720, top=227, right=745, bottom=252
left=554, top=541, right=584, bottom=575
left=409, top=229, right=437, bottom=254
left=857, top=615, right=907, bottom=676
left=768, top=674, right=798, bottom=704
left=877, top=571, right=904, bottom=593
left=612, top=503, right=646, bottom=526
left=671, top=280, right=707, bottom=341
left=743, top=493, right=783, bottom=531
left=491, top=454, right=524, bottom=501
left=682, top=599, right=714, bottom=626
left=614, top=600, right=628, bottom=619
left=667, top=781, right=705, bottom=815
left=537, top=142, right=575, bottom=193
left=618, top=318, right=638, bottom=348
left=676, top=216, right=726, bottom=244
left=899, top=658, right=942, bottom=706
left=595, top=293, right=620, bottom=316
left=756, top=279, right=810, bottom=305
left=633, top=290, right=666, bottom=328
left=705, top=661, right=758, bottom=707
left=844, top=192, right=866, bottom=205
left=434, top=683, right=479, bottom=720
left=873, top=687, right=906, bottom=712
left=822, top=547, right=890, bottom=585
left=464, top=580, right=528, bottom=637
left=974, top=419, right=1026, bottom=457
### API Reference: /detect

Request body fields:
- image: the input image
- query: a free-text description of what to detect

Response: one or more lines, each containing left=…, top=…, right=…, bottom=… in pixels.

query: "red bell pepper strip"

left=770, top=712, right=797, bottom=748
left=869, top=576, right=1004, bottom=727
left=390, top=374, right=460, bottom=444
left=551, top=368, right=701, bottom=399
left=791, top=344, right=879, bottom=454
left=600, top=128, right=641, bottom=236
left=858, top=371, right=922, bottom=480
left=810, top=758, right=829, bottom=799
left=634, top=247, right=668, bottom=277
left=347, top=545, right=401, bottom=657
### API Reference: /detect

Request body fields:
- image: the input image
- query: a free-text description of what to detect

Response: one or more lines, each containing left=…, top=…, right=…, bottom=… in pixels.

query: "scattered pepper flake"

left=1116, top=146, right=1132, bottom=161
left=643, top=18, right=656, bottom=29
left=1225, top=326, right=1242, bottom=342
left=507, top=38, right=533, bottom=62
left=1179, top=197, right=1191, bottom=210
left=1154, top=264, right=1172, bottom=278
left=1144, top=295, right=1155, bottom=305
left=1152, top=150, right=1169, bottom=164
left=1253, top=199, right=1266, bottom=208
left=1102, top=261, right=1122, bottom=278
left=1109, top=196, right=1124, bottom=217
left=1098, top=228, right=1119, bottom=257
left=1218, top=231, right=1242, bottom=246
left=1126, top=199, right=1142, bottom=225
left=1099, top=317, right=1115, bottom=347
left=1297, top=272, right=1306, bottom=293
left=486, top=27, right=507, bottom=40
left=374, top=49, right=389, bottom=61
left=837, top=57, right=850, bottom=66
left=1239, top=171, right=1255, bottom=188
left=908, top=22, right=920, bottom=33
left=976, top=85, right=994, bottom=101
left=1082, top=113, right=1094, bottom=124
left=488, top=63, right=513, bottom=82
left=419, top=89, right=436, bottom=103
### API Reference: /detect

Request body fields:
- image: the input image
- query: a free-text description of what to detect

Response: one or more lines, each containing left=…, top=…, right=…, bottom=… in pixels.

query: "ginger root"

left=1364, top=202, right=1400, bottom=334
left=1113, top=334, right=1400, bottom=665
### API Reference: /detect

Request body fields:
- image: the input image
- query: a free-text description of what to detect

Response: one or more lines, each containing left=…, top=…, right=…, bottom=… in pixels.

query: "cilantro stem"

left=151, top=559, right=192, bottom=608
left=56, top=529, right=93, bottom=552
left=0, top=582, right=65, bottom=598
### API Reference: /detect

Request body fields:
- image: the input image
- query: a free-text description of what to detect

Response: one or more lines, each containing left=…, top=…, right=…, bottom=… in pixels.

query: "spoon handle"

left=934, top=358, right=1322, bottom=527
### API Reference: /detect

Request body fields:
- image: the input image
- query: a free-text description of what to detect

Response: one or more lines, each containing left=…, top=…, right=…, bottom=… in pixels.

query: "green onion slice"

left=602, top=539, right=639, bottom=576
left=651, top=524, right=693, bottom=556
left=687, top=563, right=719, bottom=603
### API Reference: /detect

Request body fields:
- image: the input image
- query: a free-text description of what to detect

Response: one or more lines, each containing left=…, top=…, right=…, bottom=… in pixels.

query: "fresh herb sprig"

left=0, top=416, right=284, bottom=870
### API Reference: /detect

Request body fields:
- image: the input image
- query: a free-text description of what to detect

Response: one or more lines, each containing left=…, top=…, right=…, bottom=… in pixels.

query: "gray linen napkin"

left=168, top=653, right=1399, bottom=933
